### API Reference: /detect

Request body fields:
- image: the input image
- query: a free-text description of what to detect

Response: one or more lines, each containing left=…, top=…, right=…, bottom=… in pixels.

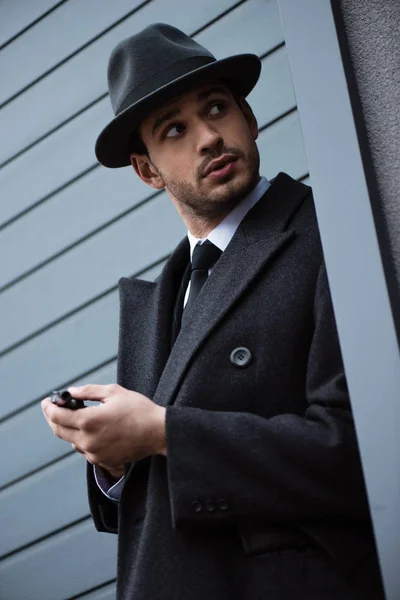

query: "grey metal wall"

left=0, top=1, right=308, bottom=598
left=337, top=0, right=400, bottom=344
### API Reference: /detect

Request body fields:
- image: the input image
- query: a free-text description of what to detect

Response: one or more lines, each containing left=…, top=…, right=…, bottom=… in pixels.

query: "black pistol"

left=50, top=390, right=85, bottom=410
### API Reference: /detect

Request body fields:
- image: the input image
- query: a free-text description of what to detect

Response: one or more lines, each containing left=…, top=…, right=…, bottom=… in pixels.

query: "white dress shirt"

left=185, top=176, right=270, bottom=301
left=95, top=175, right=271, bottom=501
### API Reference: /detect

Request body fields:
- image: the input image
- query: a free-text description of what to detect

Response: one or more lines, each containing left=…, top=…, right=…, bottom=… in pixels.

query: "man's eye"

left=165, top=124, right=185, bottom=138
left=208, top=102, right=225, bottom=116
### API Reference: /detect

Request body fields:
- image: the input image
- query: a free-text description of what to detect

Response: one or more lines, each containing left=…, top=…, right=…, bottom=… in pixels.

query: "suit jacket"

left=87, top=173, right=382, bottom=599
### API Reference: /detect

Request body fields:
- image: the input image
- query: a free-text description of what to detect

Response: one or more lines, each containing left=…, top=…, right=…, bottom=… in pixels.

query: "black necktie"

left=181, top=240, right=222, bottom=325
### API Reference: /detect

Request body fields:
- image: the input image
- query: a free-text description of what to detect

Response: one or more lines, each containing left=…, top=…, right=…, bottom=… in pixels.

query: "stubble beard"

left=151, top=142, right=260, bottom=221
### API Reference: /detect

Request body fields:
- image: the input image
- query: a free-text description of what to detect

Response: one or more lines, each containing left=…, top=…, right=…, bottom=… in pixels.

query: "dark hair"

left=128, top=129, right=149, bottom=156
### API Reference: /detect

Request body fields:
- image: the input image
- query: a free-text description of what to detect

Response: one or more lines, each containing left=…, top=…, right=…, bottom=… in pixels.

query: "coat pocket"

left=238, top=520, right=309, bottom=557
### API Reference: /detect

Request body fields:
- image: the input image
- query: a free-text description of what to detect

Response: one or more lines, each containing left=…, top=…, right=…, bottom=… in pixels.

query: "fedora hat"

left=95, top=23, right=261, bottom=168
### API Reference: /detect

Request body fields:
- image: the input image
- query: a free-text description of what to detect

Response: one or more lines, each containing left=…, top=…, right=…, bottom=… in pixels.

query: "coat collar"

left=118, top=173, right=311, bottom=405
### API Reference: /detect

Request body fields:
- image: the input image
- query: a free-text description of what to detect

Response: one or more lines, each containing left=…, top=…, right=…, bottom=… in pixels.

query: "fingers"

left=41, top=398, right=101, bottom=456
left=41, top=398, right=80, bottom=429
left=67, top=383, right=120, bottom=402
left=46, top=418, right=80, bottom=445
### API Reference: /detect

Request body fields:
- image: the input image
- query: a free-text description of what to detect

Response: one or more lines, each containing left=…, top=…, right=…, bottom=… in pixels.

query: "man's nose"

left=196, top=121, right=223, bottom=155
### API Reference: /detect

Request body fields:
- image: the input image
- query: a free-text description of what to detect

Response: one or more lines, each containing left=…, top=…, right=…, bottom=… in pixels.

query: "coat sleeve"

left=86, top=462, right=119, bottom=534
left=165, top=261, right=370, bottom=529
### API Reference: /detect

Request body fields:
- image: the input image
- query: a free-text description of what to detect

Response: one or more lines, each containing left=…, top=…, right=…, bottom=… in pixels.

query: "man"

left=41, top=23, right=384, bottom=599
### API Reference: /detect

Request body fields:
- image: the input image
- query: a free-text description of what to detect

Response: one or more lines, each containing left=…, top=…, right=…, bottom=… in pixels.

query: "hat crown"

left=108, top=23, right=216, bottom=115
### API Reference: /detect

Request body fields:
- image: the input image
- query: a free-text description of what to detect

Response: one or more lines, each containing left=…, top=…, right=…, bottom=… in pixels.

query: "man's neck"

left=186, top=176, right=270, bottom=256
left=185, top=211, right=229, bottom=239
left=178, top=177, right=262, bottom=238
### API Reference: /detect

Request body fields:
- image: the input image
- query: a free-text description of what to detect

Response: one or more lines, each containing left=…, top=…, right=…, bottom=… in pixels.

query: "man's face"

left=131, top=82, right=260, bottom=221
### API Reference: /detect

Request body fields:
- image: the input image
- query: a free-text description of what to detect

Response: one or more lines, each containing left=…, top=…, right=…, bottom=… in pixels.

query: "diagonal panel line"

left=0, top=188, right=163, bottom=295
left=190, top=0, right=247, bottom=36
left=0, top=449, right=75, bottom=493
left=0, top=164, right=100, bottom=233
left=259, top=40, right=285, bottom=61
left=0, top=0, right=70, bottom=52
left=0, top=0, right=153, bottom=111
left=0, top=252, right=169, bottom=359
left=0, top=515, right=91, bottom=562
left=68, top=578, right=117, bottom=600
left=0, top=93, right=108, bottom=172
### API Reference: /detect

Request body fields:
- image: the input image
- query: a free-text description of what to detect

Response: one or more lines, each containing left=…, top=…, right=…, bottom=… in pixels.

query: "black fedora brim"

left=95, top=53, right=261, bottom=168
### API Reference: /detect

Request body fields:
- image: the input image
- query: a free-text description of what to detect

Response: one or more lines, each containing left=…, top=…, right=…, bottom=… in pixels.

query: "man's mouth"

left=202, top=154, right=238, bottom=178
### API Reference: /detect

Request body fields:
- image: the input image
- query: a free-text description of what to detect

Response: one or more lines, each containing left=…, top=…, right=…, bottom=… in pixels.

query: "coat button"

left=218, top=498, right=230, bottom=511
left=206, top=500, right=217, bottom=513
left=230, top=347, right=252, bottom=368
left=191, top=500, right=203, bottom=514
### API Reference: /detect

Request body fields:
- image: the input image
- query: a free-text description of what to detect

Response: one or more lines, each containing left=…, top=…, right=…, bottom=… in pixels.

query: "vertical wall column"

left=277, top=1, right=400, bottom=598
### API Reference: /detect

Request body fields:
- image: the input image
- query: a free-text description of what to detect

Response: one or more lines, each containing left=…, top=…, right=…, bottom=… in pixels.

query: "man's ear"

left=130, top=153, right=165, bottom=190
left=239, top=97, right=259, bottom=141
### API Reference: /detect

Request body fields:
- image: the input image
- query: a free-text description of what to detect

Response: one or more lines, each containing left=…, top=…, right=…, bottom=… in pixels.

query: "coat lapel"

left=152, top=173, right=311, bottom=407
left=117, top=237, right=189, bottom=397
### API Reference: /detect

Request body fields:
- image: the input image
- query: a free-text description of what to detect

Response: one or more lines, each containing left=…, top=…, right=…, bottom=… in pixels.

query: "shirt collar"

left=187, top=176, right=270, bottom=259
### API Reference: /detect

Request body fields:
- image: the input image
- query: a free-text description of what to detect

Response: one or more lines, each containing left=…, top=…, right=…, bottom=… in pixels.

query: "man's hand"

left=41, top=384, right=166, bottom=472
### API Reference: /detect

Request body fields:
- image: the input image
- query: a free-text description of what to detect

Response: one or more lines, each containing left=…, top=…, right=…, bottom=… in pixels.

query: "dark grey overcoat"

left=87, top=173, right=383, bottom=599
